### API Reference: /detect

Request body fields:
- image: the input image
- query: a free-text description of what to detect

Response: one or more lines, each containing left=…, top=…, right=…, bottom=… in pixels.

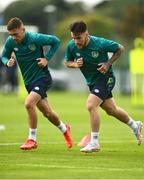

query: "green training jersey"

left=2, top=32, right=60, bottom=85
left=65, top=35, right=120, bottom=86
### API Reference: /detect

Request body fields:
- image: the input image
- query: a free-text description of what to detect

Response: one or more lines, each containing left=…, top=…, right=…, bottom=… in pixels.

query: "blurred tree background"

left=2, top=0, right=144, bottom=69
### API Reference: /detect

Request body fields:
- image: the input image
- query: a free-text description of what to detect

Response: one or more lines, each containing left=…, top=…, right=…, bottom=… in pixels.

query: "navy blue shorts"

left=88, top=73, right=115, bottom=101
left=25, top=76, right=52, bottom=99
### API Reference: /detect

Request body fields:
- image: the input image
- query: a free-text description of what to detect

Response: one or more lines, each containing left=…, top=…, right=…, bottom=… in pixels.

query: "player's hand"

left=97, top=62, right=110, bottom=74
left=7, top=58, right=15, bottom=67
left=76, top=57, right=83, bottom=68
left=37, top=58, right=48, bottom=68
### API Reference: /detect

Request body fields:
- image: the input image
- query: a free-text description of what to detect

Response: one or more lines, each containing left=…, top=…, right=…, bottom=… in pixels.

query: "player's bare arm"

left=97, top=45, right=124, bottom=74
left=107, top=45, right=125, bottom=66
left=64, top=57, right=83, bottom=68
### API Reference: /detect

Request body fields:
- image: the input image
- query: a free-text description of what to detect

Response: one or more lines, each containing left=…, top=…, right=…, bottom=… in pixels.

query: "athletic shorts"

left=88, top=73, right=115, bottom=101
left=25, top=76, right=52, bottom=99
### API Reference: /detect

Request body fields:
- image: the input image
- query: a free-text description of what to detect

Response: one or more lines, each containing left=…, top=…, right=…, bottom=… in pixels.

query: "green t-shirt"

left=65, top=36, right=120, bottom=85
left=2, top=32, right=60, bottom=85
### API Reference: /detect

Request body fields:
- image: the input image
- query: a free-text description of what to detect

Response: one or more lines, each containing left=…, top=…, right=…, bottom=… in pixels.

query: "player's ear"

left=23, top=27, right=25, bottom=32
left=85, top=31, right=89, bottom=36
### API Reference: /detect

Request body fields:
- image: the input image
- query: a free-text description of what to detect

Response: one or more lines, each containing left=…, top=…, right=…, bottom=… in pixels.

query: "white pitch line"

left=0, top=142, right=64, bottom=146
left=5, top=163, right=143, bottom=172
left=0, top=140, right=134, bottom=146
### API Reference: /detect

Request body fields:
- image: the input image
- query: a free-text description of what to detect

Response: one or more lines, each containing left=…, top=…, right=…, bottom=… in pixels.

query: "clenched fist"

left=7, top=58, right=15, bottom=67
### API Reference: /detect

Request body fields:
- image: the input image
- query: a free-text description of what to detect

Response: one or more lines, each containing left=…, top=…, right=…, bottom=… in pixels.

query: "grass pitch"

left=0, top=91, right=144, bottom=179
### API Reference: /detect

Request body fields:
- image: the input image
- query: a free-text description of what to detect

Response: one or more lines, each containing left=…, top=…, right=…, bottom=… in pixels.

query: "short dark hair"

left=7, top=17, right=23, bottom=31
left=70, top=21, right=87, bottom=35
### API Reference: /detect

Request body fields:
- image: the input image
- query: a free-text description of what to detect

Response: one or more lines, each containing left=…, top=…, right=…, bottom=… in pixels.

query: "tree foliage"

left=56, top=13, right=116, bottom=49
left=119, top=5, right=144, bottom=41
left=95, top=0, right=144, bottom=40
left=3, top=0, right=144, bottom=69
left=3, top=0, right=85, bottom=33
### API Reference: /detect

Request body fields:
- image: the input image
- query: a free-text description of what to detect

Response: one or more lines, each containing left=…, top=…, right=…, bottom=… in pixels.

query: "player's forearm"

left=1, top=57, right=9, bottom=66
left=107, top=45, right=125, bottom=66
left=64, top=61, right=78, bottom=68
left=1, top=48, right=12, bottom=65
left=45, top=37, right=60, bottom=61
left=2, top=44, right=14, bottom=66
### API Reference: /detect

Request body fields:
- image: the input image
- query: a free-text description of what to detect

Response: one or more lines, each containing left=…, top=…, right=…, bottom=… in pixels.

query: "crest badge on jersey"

left=76, top=53, right=81, bottom=57
left=28, top=44, right=36, bottom=51
left=14, top=47, right=19, bottom=52
left=91, top=51, right=99, bottom=58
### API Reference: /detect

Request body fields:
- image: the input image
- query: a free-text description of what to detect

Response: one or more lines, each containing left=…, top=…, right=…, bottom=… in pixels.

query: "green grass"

left=0, top=91, right=144, bottom=179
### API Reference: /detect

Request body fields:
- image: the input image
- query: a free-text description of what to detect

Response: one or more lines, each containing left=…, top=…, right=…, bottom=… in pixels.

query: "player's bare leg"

left=101, top=98, right=143, bottom=145
left=37, top=98, right=73, bottom=148
left=20, top=92, right=40, bottom=150
left=80, top=94, right=102, bottom=153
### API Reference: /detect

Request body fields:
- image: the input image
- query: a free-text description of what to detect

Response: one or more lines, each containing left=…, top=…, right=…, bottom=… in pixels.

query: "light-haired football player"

left=1, top=17, right=73, bottom=150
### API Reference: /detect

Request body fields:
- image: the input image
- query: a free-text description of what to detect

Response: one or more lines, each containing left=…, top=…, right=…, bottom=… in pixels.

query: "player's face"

left=9, top=27, right=25, bottom=43
left=71, top=32, right=89, bottom=49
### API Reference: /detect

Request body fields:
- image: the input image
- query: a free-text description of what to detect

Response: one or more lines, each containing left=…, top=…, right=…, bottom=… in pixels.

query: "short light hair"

left=7, top=17, right=23, bottom=31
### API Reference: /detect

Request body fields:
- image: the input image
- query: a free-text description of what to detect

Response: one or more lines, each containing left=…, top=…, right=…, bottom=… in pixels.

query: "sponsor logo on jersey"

left=28, top=44, right=36, bottom=51
left=91, top=51, right=99, bottom=58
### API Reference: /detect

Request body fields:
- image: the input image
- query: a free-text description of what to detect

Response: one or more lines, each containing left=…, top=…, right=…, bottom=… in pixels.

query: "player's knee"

left=25, top=101, right=34, bottom=110
left=86, top=102, right=94, bottom=112
left=105, top=107, right=116, bottom=116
